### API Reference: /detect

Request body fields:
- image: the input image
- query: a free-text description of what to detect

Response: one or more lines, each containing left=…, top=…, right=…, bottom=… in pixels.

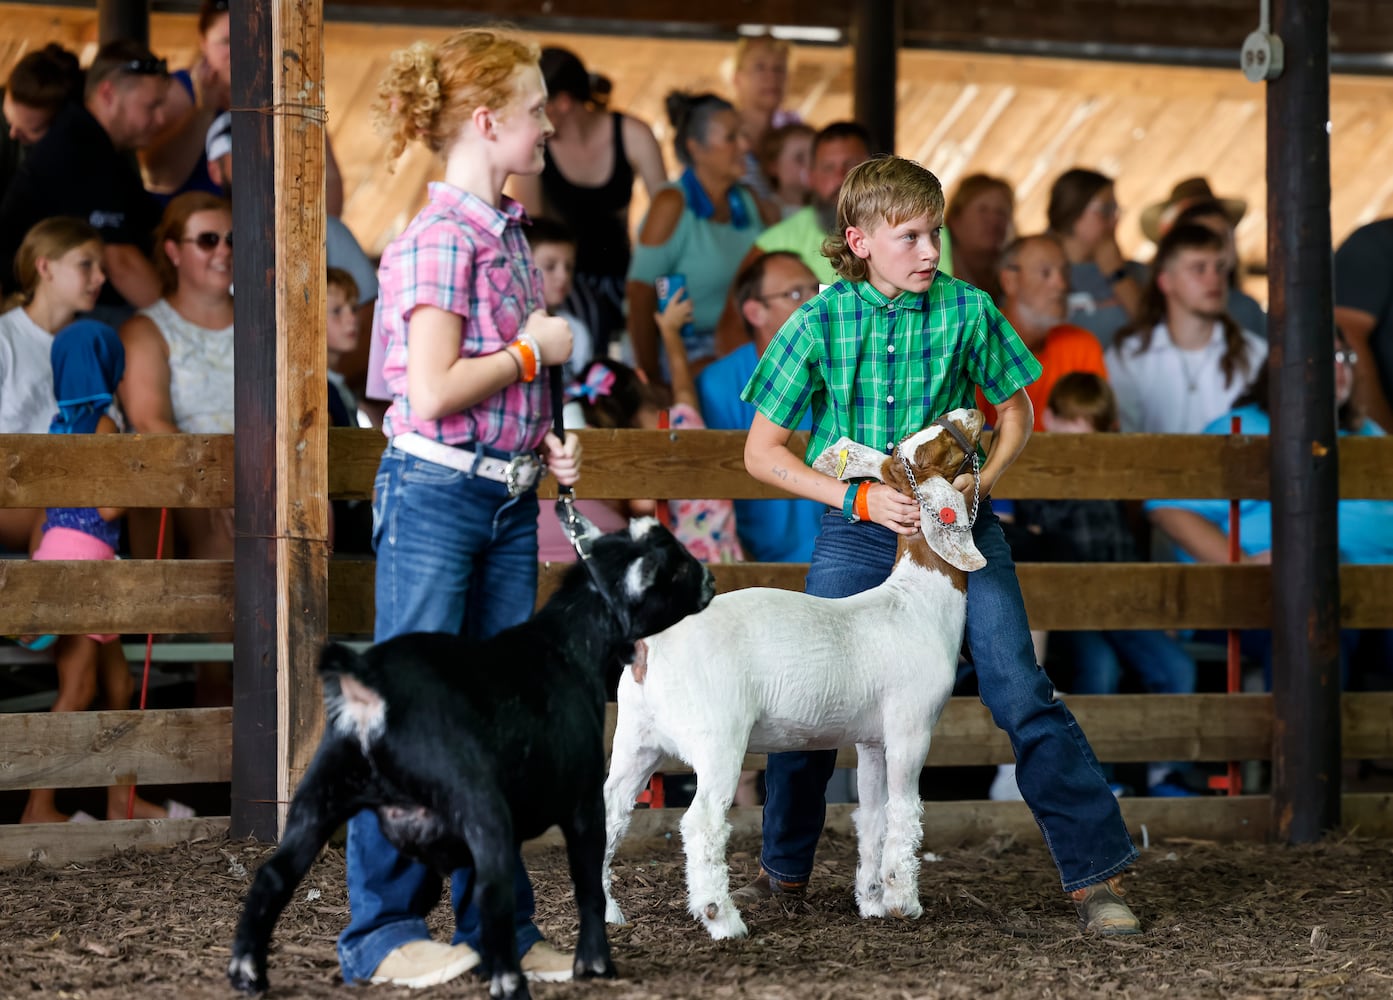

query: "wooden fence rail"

left=3, top=429, right=1392, bottom=863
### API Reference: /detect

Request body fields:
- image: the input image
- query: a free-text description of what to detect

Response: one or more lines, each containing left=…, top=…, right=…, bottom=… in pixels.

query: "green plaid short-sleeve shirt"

left=741, top=274, right=1042, bottom=463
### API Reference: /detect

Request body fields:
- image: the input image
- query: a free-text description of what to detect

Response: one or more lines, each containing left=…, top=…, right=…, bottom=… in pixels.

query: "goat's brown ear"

left=811, top=438, right=889, bottom=482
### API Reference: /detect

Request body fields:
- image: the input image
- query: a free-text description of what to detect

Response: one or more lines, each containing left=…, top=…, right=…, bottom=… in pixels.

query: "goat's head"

left=811, top=408, right=987, bottom=571
left=563, top=516, right=717, bottom=640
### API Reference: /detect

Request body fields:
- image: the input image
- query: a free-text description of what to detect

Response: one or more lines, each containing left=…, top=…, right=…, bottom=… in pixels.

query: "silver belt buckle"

left=504, top=453, right=540, bottom=497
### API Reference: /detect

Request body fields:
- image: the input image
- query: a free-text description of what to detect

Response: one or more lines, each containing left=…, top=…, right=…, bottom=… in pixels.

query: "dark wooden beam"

left=903, top=0, right=1390, bottom=55
left=315, top=0, right=1393, bottom=56
left=98, top=0, right=149, bottom=46
left=1267, top=0, right=1341, bottom=844
left=851, top=0, right=899, bottom=155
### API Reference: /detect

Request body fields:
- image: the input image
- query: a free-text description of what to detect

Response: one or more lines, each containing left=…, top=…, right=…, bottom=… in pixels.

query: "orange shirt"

left=978, top=324, right=1108, bottom=430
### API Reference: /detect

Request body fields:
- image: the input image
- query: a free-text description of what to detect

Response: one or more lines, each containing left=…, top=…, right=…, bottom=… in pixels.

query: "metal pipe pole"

left=1266, top=0, right=1341, bottom=843
left=852, top=0, right=900, bottom=155
left=97, top=0, right=149, bottom=48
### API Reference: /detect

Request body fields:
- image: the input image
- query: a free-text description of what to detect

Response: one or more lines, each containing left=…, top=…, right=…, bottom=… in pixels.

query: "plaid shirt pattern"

left=378, top=183, right=549, bottom=451
left=742, top=275, right=1041, bottom=462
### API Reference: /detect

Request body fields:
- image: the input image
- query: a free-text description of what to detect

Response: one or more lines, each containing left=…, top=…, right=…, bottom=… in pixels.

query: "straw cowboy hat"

left=1140, top=177, right=1247, bottom=242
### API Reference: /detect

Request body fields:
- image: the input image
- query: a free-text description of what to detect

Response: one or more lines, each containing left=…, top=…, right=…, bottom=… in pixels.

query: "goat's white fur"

left=603, top=409, right=986, bottom=939
left=326, top=675, right=387, bottom=754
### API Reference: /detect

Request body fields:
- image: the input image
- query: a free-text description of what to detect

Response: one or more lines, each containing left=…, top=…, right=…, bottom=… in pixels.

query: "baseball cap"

left=205, top=110, right=232, bottom=163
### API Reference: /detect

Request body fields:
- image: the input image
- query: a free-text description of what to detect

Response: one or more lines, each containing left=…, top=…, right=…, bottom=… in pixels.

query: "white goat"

left=602, top=408, right=987, bottom=941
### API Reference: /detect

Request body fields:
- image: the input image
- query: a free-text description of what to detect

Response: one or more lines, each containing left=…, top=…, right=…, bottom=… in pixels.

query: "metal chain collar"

left=895, top=445, right=980, bottom=532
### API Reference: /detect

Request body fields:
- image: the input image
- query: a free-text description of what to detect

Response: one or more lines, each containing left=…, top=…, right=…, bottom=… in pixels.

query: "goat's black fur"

left=227, top=519, right=715, bottom=999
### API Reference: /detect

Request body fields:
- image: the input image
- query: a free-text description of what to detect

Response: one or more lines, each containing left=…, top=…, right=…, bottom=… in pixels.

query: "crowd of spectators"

left=1, top=12, right=1390, bottom=826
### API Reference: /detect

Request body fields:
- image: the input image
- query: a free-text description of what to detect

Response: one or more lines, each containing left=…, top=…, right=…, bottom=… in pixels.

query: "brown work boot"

left=1069, top=876, right=1142, bottom=935
left=730, top=870, right=806, bottom=909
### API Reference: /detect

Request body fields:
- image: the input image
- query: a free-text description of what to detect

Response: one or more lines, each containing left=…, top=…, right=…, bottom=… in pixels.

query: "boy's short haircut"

left=1048, top=371, right=1117, bottom=432
left=822, top=156, right=945, bottom=283
left=326, top=266, right=359, bottom=305
left=524, top=216, right=576, bottom=252
left=84, top=39, right=168, bottom=100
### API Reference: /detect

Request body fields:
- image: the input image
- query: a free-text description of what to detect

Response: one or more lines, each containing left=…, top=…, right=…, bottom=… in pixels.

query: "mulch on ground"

left=2, top=831, right=1390, bottom=999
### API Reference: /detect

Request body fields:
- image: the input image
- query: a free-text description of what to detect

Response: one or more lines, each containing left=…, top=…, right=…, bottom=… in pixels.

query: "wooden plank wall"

left=4, top=3, right=1393, bottom=280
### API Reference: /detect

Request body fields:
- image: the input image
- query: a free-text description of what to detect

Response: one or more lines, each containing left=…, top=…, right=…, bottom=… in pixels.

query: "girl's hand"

left=869, top=483, right=920, bottom=536
left=1092, top=236, right=1125, bottom=274
left=192, top=59, right=229, bottom=112
left=653, top=287, right=694, bottom=341
left=523, top=310, right=574, bottom=365
left=543, top=430, right=582, bottom=487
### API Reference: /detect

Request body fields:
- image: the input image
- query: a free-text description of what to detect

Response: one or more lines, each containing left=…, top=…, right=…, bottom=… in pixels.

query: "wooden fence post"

left=1267, top=0, right=1341, bottom=842
left=229, top=0, right=329, bottom=840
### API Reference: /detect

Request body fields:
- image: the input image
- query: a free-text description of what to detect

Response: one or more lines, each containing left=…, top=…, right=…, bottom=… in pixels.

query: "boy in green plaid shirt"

left=737, top=156, right=1141, bottom=934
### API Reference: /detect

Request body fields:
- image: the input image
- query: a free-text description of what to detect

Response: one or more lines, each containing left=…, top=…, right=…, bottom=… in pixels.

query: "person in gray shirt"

left=1047, top=167, right=1144, bottom=349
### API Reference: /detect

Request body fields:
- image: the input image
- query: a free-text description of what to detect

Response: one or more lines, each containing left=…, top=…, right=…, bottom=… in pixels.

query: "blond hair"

left=374, top=27, right=540, bottom=164
left=822, top=156, right=945, bottom=283
left=13, top=216, right=102, bottom=302
left=734, top=32, right=791, bottom=69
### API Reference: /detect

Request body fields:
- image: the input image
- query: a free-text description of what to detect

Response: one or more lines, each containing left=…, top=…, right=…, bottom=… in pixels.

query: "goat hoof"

left=226, top=952, right=268, bottom=994
left=605, top=901, right=627, bottom=925
left=575, top=958, right=618, bottom=980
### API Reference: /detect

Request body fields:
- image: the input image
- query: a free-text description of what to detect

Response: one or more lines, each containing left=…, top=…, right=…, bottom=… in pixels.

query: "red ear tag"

left=938, top=507, right=956, bottom=524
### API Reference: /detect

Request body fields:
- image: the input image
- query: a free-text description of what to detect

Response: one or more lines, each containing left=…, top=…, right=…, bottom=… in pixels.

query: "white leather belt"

left=392, top=432, right=543, bottom=496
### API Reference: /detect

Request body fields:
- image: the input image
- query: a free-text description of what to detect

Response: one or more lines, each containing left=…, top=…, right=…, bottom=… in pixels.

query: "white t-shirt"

left=1105, top=321, right=1267, bottom=433
left=0, top=306, right=57, bottom=433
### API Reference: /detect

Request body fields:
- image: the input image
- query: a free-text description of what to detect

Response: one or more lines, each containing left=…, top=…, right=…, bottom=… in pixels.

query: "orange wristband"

left=854, top=481, right=871, bottom=522
left=513, top=339, right=537, bottom=383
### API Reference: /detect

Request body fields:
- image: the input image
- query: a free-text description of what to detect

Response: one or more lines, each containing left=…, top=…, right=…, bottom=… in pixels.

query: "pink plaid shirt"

left=377, top=182, right=551, bottom=451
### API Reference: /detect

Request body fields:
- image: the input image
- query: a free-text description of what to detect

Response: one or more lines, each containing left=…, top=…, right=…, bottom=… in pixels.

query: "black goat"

left=228, top=517, right=716, bottom=999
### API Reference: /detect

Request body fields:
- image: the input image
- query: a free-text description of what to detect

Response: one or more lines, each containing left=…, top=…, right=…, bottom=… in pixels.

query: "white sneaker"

left=369, top=940, right=480, bottom=988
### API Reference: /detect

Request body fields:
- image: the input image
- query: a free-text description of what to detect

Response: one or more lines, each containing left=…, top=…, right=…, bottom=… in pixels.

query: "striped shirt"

left=741, top=274, right=1041, bottom=463
left=378, top=182, right=550, bottom=451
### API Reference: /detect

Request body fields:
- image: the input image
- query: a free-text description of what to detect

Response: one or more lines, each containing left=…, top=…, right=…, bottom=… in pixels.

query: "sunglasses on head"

left=120, top=57, right=169, bottom=76
left=183, top=231, right=233, bottom=251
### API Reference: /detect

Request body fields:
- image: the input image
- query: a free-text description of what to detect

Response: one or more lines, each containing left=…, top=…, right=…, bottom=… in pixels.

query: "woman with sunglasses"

left=118, top=192, right=235, bottom=564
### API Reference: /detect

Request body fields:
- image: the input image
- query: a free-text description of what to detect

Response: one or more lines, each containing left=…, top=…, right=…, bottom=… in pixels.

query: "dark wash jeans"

left=337, top=445, right=545, bottom=983
left=760, top=501, right=1139, bottom=893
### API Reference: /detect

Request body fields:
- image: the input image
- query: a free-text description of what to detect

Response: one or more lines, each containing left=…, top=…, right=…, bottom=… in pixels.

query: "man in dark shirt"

left=1334, top=219, right=1393, bottom=433
left=1, top=44, right=83, bottom=205
left=0, top=40, right=168, bottom=319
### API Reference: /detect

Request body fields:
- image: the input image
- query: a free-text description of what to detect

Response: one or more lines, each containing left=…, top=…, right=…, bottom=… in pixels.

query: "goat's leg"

left=678, top=746, right=747, bottom=940
left=879, top=736, right=931, bottom=920
left=459, top=801, right=528, bottom=1000
left=602, top=721, right=663, bottom=924
left=228, top=738, right=368, bottom=993
left=853, top=743, right=889, bottom=918
left=561, top=791, right=618, bottom=981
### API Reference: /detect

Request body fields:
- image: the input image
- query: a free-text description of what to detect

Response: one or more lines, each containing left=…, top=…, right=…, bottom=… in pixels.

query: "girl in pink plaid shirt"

left=339, top=28, right=582, bottom=990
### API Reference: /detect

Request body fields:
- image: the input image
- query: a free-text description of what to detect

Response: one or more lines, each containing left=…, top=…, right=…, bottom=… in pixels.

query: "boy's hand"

left=869, top=483, right=921, bottom=535
left=524, top=310, right=574, bottom=365
left=653, top=287, right=694, bottom=340
left=952, top=471, right=987, bottom=502
left=543, top=430, right=582, bottom=487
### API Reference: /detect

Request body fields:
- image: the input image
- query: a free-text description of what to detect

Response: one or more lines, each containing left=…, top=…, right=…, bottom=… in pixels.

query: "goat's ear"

left=623, top=555, right=657, bottom=602
left=917, top=475, right=987, bottom=572
left=810, top=437, right=888, bottom=481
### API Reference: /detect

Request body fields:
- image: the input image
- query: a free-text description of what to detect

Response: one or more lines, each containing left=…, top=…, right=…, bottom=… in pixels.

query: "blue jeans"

left=761, top=502, right=1138, bottom=893
left=338, top=444, right=545, bottom=983
left=1057, top=630, right=1197, bottom=695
